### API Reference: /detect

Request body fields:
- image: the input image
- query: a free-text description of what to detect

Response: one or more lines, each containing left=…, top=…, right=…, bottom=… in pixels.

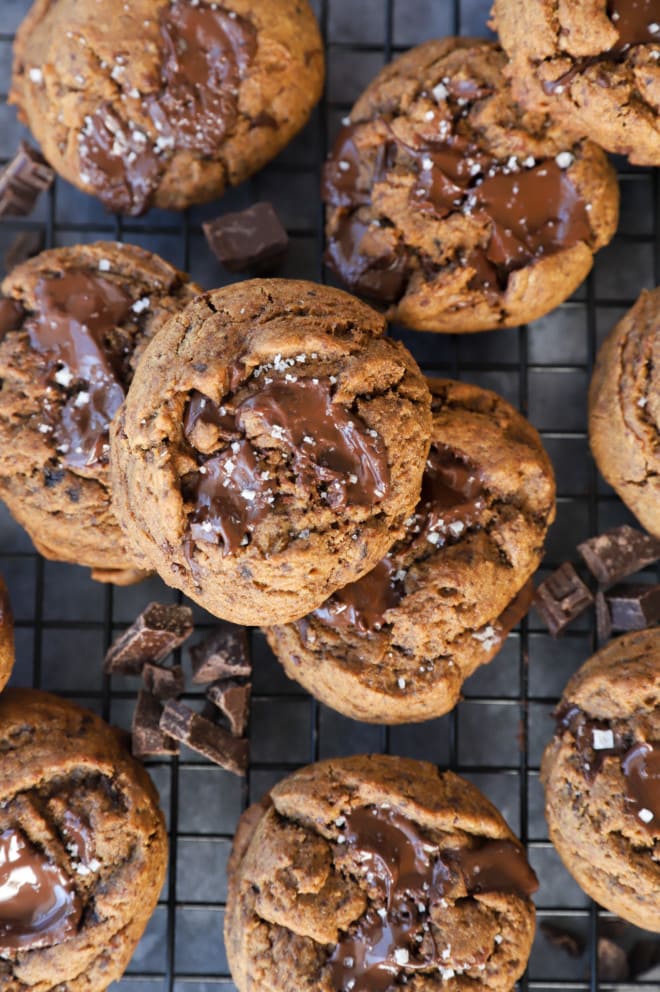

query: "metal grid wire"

left=0, top=0, right=659, bottom=988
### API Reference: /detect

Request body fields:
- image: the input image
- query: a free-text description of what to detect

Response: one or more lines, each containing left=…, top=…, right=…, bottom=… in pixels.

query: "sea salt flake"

left=448, top=520, right=464, bottom=537
left=98, top=259, right=111, bottom=271
left=555, top=151, right=574, bottom=169
left=338, top=160, right=351, bottom=172
left=426, top=532, right=441, bottom=545
left=394, top=948, right=409, bottom=966
left=432, top=82, right=449, bottom=101
left=54, top=366, right=73, bottom=387
left=592, top=728, right=614, bottom=750
left=132, top=296, right=150, bottom=313
left=639, top=807, right=654, bottom=823
left=241, top=490, right=256, bottom=502
left=397, top=677, right=406, bottom=689
left=29, top=68, right=43, bottom=84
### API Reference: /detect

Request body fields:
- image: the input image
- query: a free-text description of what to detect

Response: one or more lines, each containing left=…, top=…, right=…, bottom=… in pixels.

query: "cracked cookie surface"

left=10, top=0, right=324, bottom=214
left=266, top=378, right=556, bottom=724
left=0, top=689, right=168, bottom=991
left=322, top=38, right=618, bottom=333
left=111, top=279, right=432, bottom=626
left=492, top=0, right=660, bottom=165
left=541, top=629, right=660, bottom=931
left=589, top=286, right=660, bottom=539
left=225, top=754, right=538, bottom=991
left=0, top=242, right=200, bottom=584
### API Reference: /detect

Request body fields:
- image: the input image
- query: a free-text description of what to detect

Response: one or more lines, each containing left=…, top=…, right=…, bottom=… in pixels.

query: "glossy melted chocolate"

left=0, top=828, right=81, bottom=952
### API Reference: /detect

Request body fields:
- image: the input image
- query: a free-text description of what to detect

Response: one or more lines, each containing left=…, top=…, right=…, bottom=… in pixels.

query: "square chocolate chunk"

left=534, top=562, right=594, bottom=636
left=0, top=142, right=54, bottom=217
left=104, top=602, right=194, bottom=675
left=578, top=526, right=660, bottom=587
left=189, top=624, right=251, bottom=684
left=606, top=582, right=660, bottom=630
left=160, top=701, right=248, bottom=775
left=203, top=202, right=289, bottom=273
left=143, top=662, right=185, bottom=700
left=206, top=679, right=251, bottom=737
left=132, top=690, right=179, bottom=759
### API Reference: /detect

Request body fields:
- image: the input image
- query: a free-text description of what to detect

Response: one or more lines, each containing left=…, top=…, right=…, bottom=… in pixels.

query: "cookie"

left=492, top=0, right=660, bottom=165
left=10, top=0, right=324, bottom=214
left=541, top=629, right=660, bottom=931
left=589, top=287, right=660, bottom=539
left=0, top=242, right=200, bottom=584
left=111, top=279, right=432, bottom=626
left=225, top=754, right=538, bottom=991
left=0, top=688, right=168, bottom=990
left=0, top=577, right=14, bottom=694
left=266, top=378, right=556, bottom=723
left=322, top=38, right=619, bottom=333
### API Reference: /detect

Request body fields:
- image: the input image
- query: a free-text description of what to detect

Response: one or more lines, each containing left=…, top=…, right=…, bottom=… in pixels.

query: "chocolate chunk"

left=540, top=923, right=585, bottom=958
left=595, top=590, right=612, bottom=646
left=131, top=690, right=180, bottom=758
left=578, top=526, right=660, bottom=587
left=598, top=937, right=629, bottom=982
left=142, top=662, right=185, bottom=700
left=189, top=624, right=251, bottom=684
left=104, top=602, right=194, bottom=674
left=0, top=297, right=25, bottom=338
left=606, top=582, right=660, bottom=630
left=534, top=562, right=594, bottom=636
left=0, top=143, right=54, bottom=217
left=3, top=230, right=44, bottom=272
left=629, top=939, right=660, bottom=979
left=159, top=700, right=248, bottom=775
left=206, top=679, right=251, bottom=737
left=203, top=202, right=289, bottom=273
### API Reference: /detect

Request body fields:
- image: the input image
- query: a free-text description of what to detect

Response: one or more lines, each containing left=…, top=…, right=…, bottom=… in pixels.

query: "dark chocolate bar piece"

left=540, top=923, right=584, bottom=959
left=143, top=662, right=185, bottom=700
left=578, top=526, right=660, bottom=587
left=189, top=624, right=251, bottom=684
left=132, top=690, right=180, bottom=758
left=606, top=582, right=660, bottom=630
left=534, top=562, right=594, bottom=636
left=206, top=679, right=251, bottom=737
left=598, top=938, right=629, bottom=982
left=104, top=602, right=194, bottom=674
left=629, top=940, right=660, bottom=979
left=0, top=142, right=55, bottom=217
left=3, top=230, right=44, bottom=271
left=203, top=202, right=289, bottom=273
left=595, top=590, right=612, bottom=646
left=160, top=700, right=248, bottom=775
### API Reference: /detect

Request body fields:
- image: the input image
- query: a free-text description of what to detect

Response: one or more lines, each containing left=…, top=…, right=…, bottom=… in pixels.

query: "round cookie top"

left=0, top=241, right=200, bottom=583
left=111, top=279, right=432, bottom=626
left=542, top=629, right=660, bottom=931
left=226, top=754, right=538, bottom=992
left=266, top=378, right=556, bottom=723
left=589, top=286, right=660, bottom=539
left=0, top=689, right=167, bottom=990
left=10, top=0, right=324, bottom=214
left=322, top=38, right=619, bottom=333
left=0, top=577, right=14, bottom=695
left=493, top=0, right=660, bottom=165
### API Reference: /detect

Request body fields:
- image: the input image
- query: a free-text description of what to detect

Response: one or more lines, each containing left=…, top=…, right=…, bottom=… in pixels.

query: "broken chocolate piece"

left=203, top=202, right=289, bottom=273
left=132, top=690, right=180, bottom=758
left=0, top=143, right=55, bottom=217
left=598, top=937, right=629, bottom=982
left=629, top=939, right=660, bottom=979
left=578, top=526, right=660, bottom=587
left=540, top=922, right=585, bottom=958
left=3, top=230, right=44, bottom=272
left=606, top=582, right=660, bottom=631
left=159, top=700, right=248, bottom=775
left=142, top=662, right=185, bottom=700
left=206, top=679, right=251, bottom=737
left=104, top=602, right=194, bottom=675
left=534, top=562, right=594, bottom=636
left=189, top=624, right=251, bottom=684
left=595, top=590, right=612, bottom=646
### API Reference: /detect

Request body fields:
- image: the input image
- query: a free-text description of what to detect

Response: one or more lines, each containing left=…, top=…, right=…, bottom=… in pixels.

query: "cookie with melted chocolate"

left=542, top=629, right=660, bottom=931
left=0, top=689, right=167, bottom=990
left=111, top=279, right=432, bottom=626
left=0, top=242, right=200, bottom=583
left=0, top=577, right=14, bottom=695
left=225, top=754, right=538, bottom=992
left=589, top=287, right=660, bottom=539
left=322, top=38, right=618, bottom=333
left=10, top=0, right=324, bottom=214
left=266, top=378, right=555, bottom=723
left=493, top=0, right=660, bottom=165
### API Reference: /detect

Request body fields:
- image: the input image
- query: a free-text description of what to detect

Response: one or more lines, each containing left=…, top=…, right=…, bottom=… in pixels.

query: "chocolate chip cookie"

left=0, top=242, right=200, bottom=584
left=0, top=577, right=14, bottom=694
left=0, top=688, right=168, bottom=990
left=226, top=754, right=538, bottom=991
left=589, top=287, right=660, bottom=539
left=10, top=0, right=324, bottom=214
left=322, top=38, right=619, bottom=333
left=111, top=279, right=432, bottom=626
left=266, top=378, right=556, bottom=723
left=493, top=0, right=660, bottom=165
left=542, top=629, right=660, bottom=931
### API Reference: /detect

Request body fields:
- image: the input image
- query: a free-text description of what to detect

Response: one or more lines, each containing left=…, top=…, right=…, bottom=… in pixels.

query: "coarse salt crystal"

left=98, top=259, right=111, bottom=271
left=592, top=728, right=614, bottom=750
left=639, top=807, right=654, bottom=823
left=132, top=297, right=150, bottom=313
left=432, top=82, right=449, bottom=101
left=29, top=68, right=43, bottom=84
left=394, top=948, right=409, bottom=965
left=555, top=151, right=574, bottom=169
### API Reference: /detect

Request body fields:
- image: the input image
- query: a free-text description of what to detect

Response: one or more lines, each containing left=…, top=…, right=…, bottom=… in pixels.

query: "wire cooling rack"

left=1, top=0, right=659, bottom=988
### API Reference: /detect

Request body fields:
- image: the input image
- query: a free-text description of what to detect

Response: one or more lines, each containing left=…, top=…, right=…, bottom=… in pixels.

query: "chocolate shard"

left=203, top=202, right=289, bottom=273
left=143, top=662, right=185, bottom=701
left=3, top=229, right=45, bottom=272
left=0, top=142, right=55, bottom=217
left=206, top=678, right=251, bottom=737
left=104, top=602, right=194, bottom=675
left=606, top=582, right=660, bottom=630
left=540, top=922, right=585, bottom=958
left=597, top=937, right=629, bottom=982
left=159, top=700, right=248, bottom=775
left=534, top=562, right=594, bottom=636
left=578, top=526, right=660, bottom=587
left=189, top=624, right=251, bottom=684
left=628, top=939, right=660, bottom=979
left=132, top=690, right=180, bottom=758
left=595, top=590, right=612, bottom=646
